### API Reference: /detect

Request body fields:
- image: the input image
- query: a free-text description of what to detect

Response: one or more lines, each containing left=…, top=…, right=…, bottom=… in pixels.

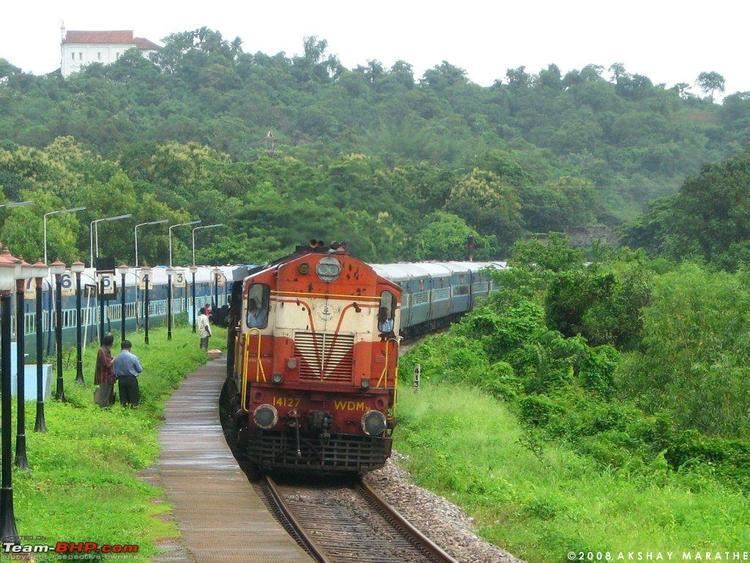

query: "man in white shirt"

left=198, top=306, right=212, bottom=351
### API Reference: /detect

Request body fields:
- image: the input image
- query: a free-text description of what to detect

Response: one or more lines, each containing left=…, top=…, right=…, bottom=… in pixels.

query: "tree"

left=608, top=62, right=626, bottom=83
left=505, top=66, right=530, bottom=89
left=618, top=264, right=750, bottom=436
left=696, top=71, right=725, bottom=101
left=413, top=211, right=490, bottom=260
left=0, top=59, right=20, bottom=79
left=445, top=169, right=522, bottom=247
left=421, top=61, right=468, bottom=90
left=671, top=82, right=692, bottom=100
left=509, top=233, right=584, bottom=272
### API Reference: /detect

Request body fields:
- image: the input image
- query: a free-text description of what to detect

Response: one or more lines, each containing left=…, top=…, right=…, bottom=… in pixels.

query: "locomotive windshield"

left=378, top=291, right=396, bottom=334
left=246, top=283, right=269, bottom=328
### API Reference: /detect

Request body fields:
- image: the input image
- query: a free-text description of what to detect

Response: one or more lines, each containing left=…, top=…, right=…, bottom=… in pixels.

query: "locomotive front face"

left=233, top=248, right=401, bottom=472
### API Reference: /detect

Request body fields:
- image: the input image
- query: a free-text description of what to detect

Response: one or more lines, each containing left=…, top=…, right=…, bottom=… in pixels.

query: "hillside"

left=1, top=28, right=750, bottom=263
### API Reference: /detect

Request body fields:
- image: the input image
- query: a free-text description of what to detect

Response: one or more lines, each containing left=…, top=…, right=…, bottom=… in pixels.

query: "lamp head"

left=16, top=257, right=33, bottom=280
left=0, top=245, right=20, bottom=292
left=32, top=259, right=49, bottom=280
left=71, top=260, right=85, bottom=274
left=50, top=259, right=66, bottom=276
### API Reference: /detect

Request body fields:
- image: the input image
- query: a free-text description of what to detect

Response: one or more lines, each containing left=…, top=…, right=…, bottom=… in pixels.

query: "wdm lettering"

left=334, top=400, right=367, bottom=411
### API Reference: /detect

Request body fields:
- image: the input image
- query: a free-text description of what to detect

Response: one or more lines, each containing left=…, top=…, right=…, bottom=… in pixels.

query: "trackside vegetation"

left=10, top=326, right=225, bottom=559
left=396, top=233, right=750, bottom=560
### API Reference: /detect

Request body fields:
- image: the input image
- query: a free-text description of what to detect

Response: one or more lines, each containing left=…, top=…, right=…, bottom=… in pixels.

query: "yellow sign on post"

left=23, top=279, right=36, bottom=300
left=136, top=272, right=154, bottom=290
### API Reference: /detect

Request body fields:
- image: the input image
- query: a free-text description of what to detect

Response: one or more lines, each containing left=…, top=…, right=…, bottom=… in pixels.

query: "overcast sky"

left=2, top=0, right=747, bottom=96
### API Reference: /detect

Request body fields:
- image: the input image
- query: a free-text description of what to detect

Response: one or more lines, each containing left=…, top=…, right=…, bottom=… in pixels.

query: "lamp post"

left=32, top=261, right=48, bottom=433
left=190, top=265, right=198, bottom=333
left=71, top=260, right=85, bottom=384
left=117, top=265, right=129, bottom=346
left=213, top=267, right=221, bottom=309
left=50, top=259, right=66, bottom=401
left=98, top=274, right=105, bottom=346
left=0, top=245, right=20, bottom=543
left=89, top=213, right=132, bottom=268
left=134, top=220, right=167, bottom=330
left=191, top=224, right=225, bottom=267
left=14, top=258, right=32, bottom=469
left=43, top=207, right=85, bottom=266
left=141, top=266, right=151, bottom=345
left=168, top=221, right=201, bottom=268
left=166, top=267, right=174, bottom=341
left=182, top=270, right=188, bottom=324
left=0, top=201, right=32, bottom=210
left=134, top=220, right=168, bottom=268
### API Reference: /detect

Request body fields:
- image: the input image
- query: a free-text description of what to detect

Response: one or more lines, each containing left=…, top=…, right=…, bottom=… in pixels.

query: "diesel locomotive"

left=224, top=242, right=504, bottom=473
left=225, top=242, right=402, bottom=473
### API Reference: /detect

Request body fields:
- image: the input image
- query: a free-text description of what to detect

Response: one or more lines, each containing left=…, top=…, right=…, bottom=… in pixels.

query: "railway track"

left=260, top=475, right=457, bottom=563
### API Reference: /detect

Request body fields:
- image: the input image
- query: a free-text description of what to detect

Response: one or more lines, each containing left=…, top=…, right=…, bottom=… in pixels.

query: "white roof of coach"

left=371, top=263, right=435, bottom=281
left=410, top=262, right=453, bottom=277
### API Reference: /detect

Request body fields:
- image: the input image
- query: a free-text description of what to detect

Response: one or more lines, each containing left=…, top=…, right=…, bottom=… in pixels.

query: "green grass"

left=10, top=324, right=226, bottom=561
left=394, top=382, right=750, bottom=562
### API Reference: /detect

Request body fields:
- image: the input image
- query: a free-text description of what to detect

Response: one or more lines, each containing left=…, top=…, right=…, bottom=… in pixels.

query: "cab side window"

left=246, top=284, right=270, bottom=329
left=378, top=291, right=395, bottom=334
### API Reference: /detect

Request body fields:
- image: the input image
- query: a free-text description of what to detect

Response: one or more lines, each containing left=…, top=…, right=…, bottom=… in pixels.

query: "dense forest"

left=1, top=28, right=750, bottom=264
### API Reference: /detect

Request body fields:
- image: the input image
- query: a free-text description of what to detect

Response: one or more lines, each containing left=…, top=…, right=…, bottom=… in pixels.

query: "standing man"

left=94, top=334, right=116, bottom=407
left=114, top=340, right=143, bottom=407
left=198, top=306, right=212, bottom=351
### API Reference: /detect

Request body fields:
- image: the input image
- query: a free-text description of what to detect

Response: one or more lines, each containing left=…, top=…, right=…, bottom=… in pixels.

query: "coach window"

left=378, top=291, right=395, bottom=333
left=247, top=284, right=270, bottom=329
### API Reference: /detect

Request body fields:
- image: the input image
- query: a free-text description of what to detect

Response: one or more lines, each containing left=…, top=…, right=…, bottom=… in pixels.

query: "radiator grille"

left=295, top=331, right=354, bottom=383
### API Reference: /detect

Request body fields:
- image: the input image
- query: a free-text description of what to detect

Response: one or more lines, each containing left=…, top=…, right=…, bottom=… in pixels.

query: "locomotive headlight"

left=272, top=373, right=283, bottom=384
left=253, top=404, right=278, bottom=429
left=316, top=257, right=341, bottom=282
left=361, top=410, right=387, bottom=436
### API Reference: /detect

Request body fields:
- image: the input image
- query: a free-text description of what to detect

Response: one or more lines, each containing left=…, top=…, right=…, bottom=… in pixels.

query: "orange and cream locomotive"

left=225, top=242, right=401, bottom=473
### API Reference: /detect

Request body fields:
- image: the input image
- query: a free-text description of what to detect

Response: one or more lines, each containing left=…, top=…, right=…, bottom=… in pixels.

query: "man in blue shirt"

left=114, top=340, right=143, bottom=407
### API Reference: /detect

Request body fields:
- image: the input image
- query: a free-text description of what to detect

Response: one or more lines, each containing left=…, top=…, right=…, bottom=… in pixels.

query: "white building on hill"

left=60, top=29, right=160, bottom=78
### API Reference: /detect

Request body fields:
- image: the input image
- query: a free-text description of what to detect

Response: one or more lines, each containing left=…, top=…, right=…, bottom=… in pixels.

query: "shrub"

left=519, top=395, right=564, bottom=426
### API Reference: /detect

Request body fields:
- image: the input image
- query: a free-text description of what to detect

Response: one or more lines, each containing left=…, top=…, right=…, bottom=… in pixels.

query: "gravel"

left=364, top=451, right=523, bottom=563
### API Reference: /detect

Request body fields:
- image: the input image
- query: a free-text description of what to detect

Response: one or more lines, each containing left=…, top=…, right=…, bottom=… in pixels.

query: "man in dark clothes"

left=114, top=340, right=143, bottom=407
left=94, top=334, right=116, bottom=407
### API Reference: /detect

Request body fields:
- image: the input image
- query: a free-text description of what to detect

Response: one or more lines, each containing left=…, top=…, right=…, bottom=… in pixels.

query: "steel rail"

left=263, top=475, right=332, bottom=563
left=356, top=479, right=458, bottom=563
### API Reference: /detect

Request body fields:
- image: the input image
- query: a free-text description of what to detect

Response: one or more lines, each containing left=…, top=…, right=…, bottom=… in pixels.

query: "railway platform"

left=156, top=357, right=310, bottom=562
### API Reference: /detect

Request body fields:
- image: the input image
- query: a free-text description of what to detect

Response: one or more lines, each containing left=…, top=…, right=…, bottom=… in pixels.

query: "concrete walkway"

left=156, top=358, right=310, bottom=562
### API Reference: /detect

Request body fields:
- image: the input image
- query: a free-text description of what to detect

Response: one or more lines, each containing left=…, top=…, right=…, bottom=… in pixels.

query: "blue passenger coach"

left=371, top=261, right=505, bottom=337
